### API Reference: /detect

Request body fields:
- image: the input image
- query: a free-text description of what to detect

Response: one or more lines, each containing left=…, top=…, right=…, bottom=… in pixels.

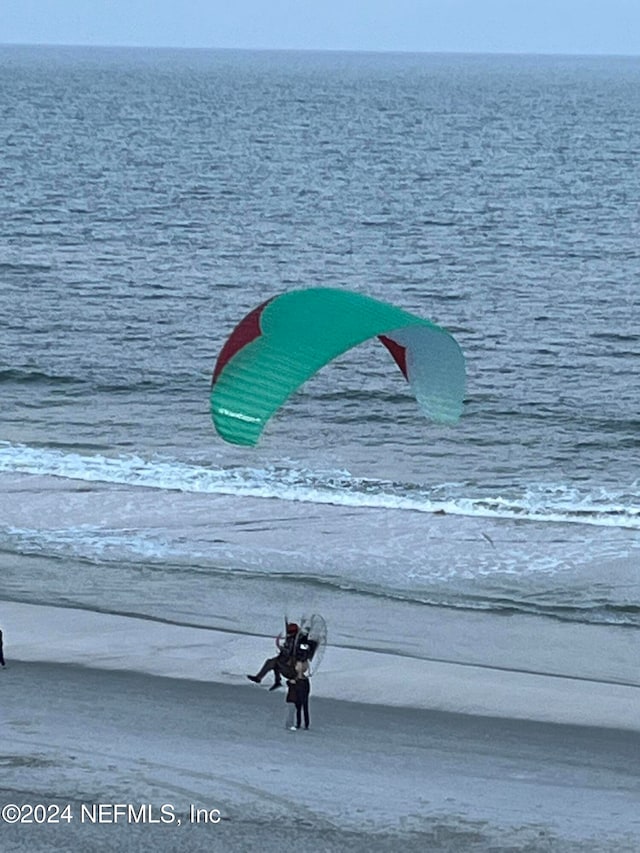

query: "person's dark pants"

left=295, top=680, right=310, bottom=728
left=252, top=652, right=297, bottom=686
left=253, top=656, right=281, bottom=684
left=295, top=699, right=309, bottom=728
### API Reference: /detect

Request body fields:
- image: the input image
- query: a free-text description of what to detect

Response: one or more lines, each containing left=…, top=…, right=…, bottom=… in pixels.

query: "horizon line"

left=1, top=41, right=639, bottom=60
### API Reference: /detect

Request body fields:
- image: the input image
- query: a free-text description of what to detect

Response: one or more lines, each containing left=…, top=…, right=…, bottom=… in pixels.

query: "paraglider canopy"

left=211, top=287, right=465, bottom=446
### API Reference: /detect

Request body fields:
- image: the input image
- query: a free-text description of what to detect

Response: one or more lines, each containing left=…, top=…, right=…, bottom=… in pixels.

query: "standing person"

left=294, top=671, right=311, bottom=730
left=284, top=679, right=297, bottom=730
left=0, top=628, right=5, bottom=667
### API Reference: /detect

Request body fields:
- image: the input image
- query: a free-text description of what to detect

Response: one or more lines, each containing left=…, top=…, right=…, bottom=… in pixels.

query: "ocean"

left=0, top=45, right=638, bottom=681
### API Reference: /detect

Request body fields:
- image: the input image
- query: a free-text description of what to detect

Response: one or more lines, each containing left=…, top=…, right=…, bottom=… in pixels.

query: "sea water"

left=0, top=46, right=638, bottom=681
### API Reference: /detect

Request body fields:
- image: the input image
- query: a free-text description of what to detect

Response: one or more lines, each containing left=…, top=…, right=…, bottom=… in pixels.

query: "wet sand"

left=1, top=660, right=639, bottom=852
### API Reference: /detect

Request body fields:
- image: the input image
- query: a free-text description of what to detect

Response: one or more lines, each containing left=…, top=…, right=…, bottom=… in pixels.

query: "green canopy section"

left=211, top=288, right=465, bottom=446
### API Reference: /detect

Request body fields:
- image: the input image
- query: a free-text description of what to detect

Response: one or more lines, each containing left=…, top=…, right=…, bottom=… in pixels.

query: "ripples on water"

left=0, top=46, right=638, bottom=625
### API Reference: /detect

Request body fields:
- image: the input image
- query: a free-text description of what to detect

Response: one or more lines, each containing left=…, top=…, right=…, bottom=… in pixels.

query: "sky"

left=1, top=0, right=640, bottom=56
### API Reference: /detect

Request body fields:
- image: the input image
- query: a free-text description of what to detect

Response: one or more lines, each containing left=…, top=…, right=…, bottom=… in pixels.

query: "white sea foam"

left=1, top=441, right=638, bottom=529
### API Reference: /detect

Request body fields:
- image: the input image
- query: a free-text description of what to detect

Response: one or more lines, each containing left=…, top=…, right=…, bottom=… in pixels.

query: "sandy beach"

left=1, top=603, right=639, bottom=852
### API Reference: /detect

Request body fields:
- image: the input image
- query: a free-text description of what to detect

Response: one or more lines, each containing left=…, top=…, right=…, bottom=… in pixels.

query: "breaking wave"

left=1, top=441, right=638, bottom=529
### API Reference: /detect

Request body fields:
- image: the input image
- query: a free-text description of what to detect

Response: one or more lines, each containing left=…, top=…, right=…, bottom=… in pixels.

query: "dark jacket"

left=285, top=680, right=297, bottom=703
left=277, top=634, right=296, bottom=662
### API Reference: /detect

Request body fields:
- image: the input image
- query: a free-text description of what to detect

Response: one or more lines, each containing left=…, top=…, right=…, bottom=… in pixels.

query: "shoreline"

left=2, top=599, right=639, bottom=732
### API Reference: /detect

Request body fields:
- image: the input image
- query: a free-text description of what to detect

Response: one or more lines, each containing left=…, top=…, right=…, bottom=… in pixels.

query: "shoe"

left=289, top=726, right=297, bottom=731
left=247, top=675, right=260, bottom=683
left=269, top=682, right=283, bottom=691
